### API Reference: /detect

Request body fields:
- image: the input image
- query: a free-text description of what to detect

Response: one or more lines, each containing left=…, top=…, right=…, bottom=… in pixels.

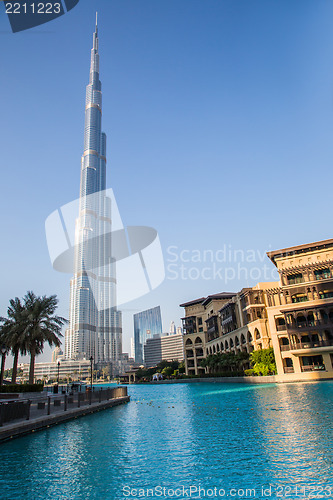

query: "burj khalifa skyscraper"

left=65, top=17, right=122, bottom=367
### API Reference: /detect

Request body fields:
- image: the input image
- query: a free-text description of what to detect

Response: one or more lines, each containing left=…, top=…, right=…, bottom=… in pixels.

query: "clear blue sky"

left=1, top=0, right=333, bottom=362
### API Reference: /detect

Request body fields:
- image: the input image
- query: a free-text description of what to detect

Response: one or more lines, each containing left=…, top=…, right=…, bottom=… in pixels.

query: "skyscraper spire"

left=93, top=12, right=98, bottom=52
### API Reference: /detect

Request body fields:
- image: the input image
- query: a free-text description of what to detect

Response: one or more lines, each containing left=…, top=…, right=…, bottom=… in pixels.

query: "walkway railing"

left=0, top=386, right=128, bottom=427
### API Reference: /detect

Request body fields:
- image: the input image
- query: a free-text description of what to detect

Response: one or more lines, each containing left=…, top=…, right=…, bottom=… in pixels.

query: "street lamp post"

left=89, top=356, right=93, bottom=405
left=0, top=345, right=8, bottom=386
left=89, top=356, right=93, bottom=391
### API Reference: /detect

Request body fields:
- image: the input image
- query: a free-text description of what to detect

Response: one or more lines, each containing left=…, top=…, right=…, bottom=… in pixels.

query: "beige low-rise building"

left=266, top=239, right=333, bottom=381
left=180, top=293, right=236, bottom=376
left=22, top=359, right=91, bottom=382
left=180, top=238, right=333, bottom=382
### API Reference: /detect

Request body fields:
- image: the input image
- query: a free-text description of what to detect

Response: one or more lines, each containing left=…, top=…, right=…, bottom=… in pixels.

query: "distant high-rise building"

left=169, top=321, right=176, bottom=335
left=134, top=306, right=162, bottom=364
left=130, top=337, right=135, bottom=360
left=51, top=346, right=63, bottom=363
left=65, top=18, right=122, bottom=365
left=144, top=332, right=184, bottom=367
left=176, top=326, right=183, bottom=335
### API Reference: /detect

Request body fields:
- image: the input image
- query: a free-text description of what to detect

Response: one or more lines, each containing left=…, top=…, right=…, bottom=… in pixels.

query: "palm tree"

left=0, top=330, right=9, bottom=386
left=0, top=297, right=28, bottom=384
left=21, top=292, right=67, bottom=384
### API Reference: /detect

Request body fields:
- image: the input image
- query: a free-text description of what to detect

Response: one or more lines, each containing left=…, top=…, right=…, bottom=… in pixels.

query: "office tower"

left=169, top=321, right=176, bottom=335
left=65, top=18, right=122, bottom=364
left=134, top=306, right=162, bottom=364
left=144, top=332, right=185, bottom=367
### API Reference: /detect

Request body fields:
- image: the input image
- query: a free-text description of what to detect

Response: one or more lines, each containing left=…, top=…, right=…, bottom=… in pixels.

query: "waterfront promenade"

left=0, top=386, right=129, bottom=442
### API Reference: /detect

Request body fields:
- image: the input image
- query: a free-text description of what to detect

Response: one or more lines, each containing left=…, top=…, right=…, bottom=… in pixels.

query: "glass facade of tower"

left=134, top=306, right=162, bottom=365
left=65, top=20, right=122, bottom=366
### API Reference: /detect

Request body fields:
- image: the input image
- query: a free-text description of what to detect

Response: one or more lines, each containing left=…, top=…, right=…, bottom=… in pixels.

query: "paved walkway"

left=0, top=393, right=130, bottom=443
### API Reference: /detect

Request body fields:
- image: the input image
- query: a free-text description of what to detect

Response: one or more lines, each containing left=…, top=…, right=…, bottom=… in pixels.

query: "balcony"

left=283, top=367, right=295, bottom=374
left=182, top=316, right=198, bottom=335
left=276, top=324, right=287, bottom=331
left=282, top=340, right=333, bottom=352
left=287, top=319, right=333, bottom=333
left=301, top=364, right=326, bottom=372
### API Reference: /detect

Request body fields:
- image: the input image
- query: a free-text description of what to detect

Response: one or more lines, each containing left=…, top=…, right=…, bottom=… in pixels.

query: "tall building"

left=65, top=18, right=122, bottom=365
left=134, top=306, right=162, bottom=364
left=51, top=346, right=63, bottom=363
left=144, top=332, right=185, bottom=367
left=169, top=321, right=176, bottom=335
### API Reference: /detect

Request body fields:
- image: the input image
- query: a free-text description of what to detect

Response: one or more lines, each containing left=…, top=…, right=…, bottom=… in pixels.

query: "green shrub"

left=244, top=369, right=255, bottom=376
left=0, top=384, right=44, bottom=393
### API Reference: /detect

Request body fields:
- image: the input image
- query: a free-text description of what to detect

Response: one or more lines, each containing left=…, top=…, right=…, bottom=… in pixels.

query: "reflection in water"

left=251, top=383, right=333, bottom=487
left=0, top=381, right=332, bottom=500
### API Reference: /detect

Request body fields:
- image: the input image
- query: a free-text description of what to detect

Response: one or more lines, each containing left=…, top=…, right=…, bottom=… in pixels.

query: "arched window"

left=225, top=341, right=229, bottom=350
left=324, top=329, right=332, bottom=340
left=254, top=328, right=260, bottom=340
left=307, top=312, right=315, bottom=326
left=247, top=331, right=253, bottom=343
left=185, top=338, right=193, bottom=345
left=195, top=337, right=202, bottom=344
left=230, top=338, right=234, bottom=348
left=235, top=336, right=239, bottom=346
left=296, top=315, right=306, bottom=327
left=241, top=334, right=246, bottom=344
left=321, top=310, right=328, bottom=323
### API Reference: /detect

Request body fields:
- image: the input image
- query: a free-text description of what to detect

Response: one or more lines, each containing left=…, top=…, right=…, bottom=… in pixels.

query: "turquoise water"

left=1, top=381, right=333, bottom=500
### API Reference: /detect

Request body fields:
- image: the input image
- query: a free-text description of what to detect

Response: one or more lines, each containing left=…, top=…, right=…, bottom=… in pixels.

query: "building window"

left=319, top=290, right=333, bottom=299
left=287, top=273, right=304, bottom=285
left=315, top=269, right=331, bottom=280
left=292, top=294, right=308, bottom=303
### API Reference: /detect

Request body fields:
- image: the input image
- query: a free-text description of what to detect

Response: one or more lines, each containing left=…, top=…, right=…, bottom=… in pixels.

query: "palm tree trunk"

left=0, top=353, right=6, bottom=386
left=29, top=349, right=36, bottom=385
left=11, top=350, right=19, bottom=384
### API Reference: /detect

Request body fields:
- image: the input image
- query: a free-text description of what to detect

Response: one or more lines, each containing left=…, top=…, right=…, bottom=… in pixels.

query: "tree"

left=250, top=348, right=276, bottom=375
left=201, top=351, right=250, bottom=374
left=161, top=366, right=173, bottom=378
left=21, top=292, right=67, bottom=384
left=178, top=361, right=186, bottom=374
left=0, top=297, right=28, bottom=384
